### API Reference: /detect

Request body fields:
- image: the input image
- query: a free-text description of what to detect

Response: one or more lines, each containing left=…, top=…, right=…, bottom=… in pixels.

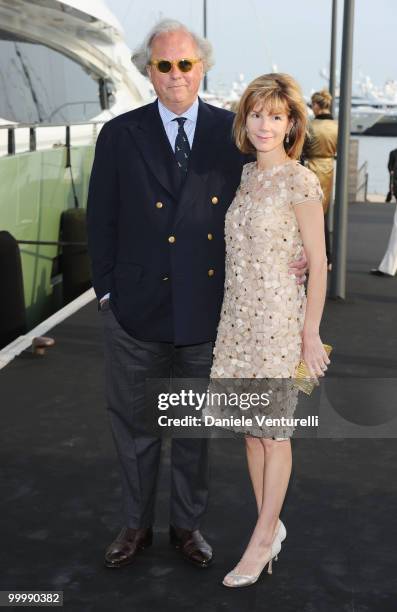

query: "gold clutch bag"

left=294, top=344, right=333, bottom=395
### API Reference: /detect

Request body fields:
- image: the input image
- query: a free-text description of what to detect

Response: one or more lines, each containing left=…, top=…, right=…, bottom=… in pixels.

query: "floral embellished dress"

left=207, top=159, right=323, bottom=437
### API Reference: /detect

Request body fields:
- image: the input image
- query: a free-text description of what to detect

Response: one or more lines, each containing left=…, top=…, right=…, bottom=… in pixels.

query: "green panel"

left=0, top=145, right=95, bottom=330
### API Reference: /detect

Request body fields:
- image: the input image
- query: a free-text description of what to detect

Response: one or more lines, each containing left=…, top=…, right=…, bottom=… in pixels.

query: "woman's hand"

left=301, top=330, right=330, bottom=381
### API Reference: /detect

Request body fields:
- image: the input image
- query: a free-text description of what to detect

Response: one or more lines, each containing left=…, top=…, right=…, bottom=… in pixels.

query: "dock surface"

left=1, top=202, right=396, bottom=612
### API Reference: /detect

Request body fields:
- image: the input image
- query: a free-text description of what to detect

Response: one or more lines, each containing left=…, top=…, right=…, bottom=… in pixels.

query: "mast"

left=330, top=0, right=355, bottom=299
left=203, top=0, right=208, bottom=92
left=329, top=0, right=337, bottom=116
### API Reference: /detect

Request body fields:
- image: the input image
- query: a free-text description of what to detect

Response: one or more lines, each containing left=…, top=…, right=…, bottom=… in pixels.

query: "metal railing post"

left=29, top=127, right=36, bottom=152
left=7, top=128, right=15, bottom=155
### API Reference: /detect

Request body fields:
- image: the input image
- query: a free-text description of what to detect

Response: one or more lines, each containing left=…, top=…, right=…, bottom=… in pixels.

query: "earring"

left=285, top=132, right=290, bottom=144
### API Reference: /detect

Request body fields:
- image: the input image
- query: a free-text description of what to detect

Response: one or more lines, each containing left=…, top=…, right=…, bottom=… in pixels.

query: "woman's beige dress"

left=206, top=160, right=323, bottom=437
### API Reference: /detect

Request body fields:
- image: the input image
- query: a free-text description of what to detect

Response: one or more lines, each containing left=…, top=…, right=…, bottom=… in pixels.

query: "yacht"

left=0, top=0, right=152, bottom=154
left=347, top=97, right=385, bottom=135
left=0, top=0, right=152, bottom=342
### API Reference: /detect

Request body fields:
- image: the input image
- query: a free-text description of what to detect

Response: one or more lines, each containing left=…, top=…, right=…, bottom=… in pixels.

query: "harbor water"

left=357, top=135, right=397, bottom=196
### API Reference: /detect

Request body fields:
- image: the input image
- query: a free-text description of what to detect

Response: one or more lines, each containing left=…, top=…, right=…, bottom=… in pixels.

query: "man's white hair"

left=131, top=18, right=214, bottom=75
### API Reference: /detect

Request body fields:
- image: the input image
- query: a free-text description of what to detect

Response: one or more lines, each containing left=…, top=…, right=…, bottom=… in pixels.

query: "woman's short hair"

left=131, top=19, right=214, bottom=74
left=311, top=89, right=332, bottom=111
left=233, top=73, right=309, bottom=160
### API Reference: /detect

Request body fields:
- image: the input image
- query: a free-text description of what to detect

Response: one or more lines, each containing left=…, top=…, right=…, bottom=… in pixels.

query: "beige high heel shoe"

left=277, top=519, right=287, bottom=543
left=222, top=535, right=282, bottom=588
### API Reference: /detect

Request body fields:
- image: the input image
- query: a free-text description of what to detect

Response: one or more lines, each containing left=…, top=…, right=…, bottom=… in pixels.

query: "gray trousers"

left=101, top=303, right=213, bottom=530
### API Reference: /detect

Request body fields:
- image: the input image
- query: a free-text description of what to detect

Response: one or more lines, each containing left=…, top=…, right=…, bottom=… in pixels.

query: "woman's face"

left=245, top=103, right=292, bottom=155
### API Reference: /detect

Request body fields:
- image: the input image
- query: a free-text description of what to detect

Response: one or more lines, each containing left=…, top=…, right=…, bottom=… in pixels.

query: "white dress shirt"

left=157, top=97, right=199, bottom=151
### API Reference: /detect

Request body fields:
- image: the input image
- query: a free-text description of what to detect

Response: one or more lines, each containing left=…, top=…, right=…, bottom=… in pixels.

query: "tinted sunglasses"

left=149, top=58, right=202, bottom=73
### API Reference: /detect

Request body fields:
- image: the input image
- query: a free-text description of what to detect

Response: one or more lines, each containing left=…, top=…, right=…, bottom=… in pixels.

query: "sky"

left=106, top=0, right=397, bottom=98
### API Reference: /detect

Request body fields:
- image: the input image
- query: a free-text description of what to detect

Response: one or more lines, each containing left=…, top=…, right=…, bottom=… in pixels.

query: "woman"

left=370, top=148, right=397, bottom=276
left=304, top=89, right=338, bottom=266
left=209, top=74, right=330, bottom=587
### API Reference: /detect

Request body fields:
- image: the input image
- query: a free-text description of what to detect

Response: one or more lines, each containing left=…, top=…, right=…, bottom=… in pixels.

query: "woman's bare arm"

left=293, top=200, right=330, bottom=378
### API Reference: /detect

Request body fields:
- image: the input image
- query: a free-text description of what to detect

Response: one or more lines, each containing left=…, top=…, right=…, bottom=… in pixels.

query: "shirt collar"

left=157, top=98, right=199, bottom=125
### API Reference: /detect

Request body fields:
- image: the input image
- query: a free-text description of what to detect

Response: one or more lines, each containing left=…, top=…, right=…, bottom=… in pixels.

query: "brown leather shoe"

left=169, top=525, right=213, bottom=568
left=104, top=527, right=153, bottom=568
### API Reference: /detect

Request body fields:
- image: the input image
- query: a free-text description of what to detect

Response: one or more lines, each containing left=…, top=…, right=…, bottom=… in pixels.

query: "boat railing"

left=17, top=240, right=87, bottom=247
left=0, top=120, right=104, bottom=156
left=356, top=160, right=369, bottom=201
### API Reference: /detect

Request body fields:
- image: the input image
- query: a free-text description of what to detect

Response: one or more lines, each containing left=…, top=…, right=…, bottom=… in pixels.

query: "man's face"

left=147, top=30, right=204, bottom=112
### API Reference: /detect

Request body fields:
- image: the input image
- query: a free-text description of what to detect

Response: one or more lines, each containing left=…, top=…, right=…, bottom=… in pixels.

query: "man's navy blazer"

left=87, top=98, right=247, bottom=345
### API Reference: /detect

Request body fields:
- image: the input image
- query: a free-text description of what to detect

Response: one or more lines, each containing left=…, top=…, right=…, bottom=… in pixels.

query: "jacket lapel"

left=128, top=100, right=181, bottom=199
left=174, top=99, right=219, bottom=227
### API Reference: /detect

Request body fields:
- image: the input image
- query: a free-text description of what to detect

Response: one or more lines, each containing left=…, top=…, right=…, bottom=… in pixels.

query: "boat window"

left=0, top=40, right=102, bottom=124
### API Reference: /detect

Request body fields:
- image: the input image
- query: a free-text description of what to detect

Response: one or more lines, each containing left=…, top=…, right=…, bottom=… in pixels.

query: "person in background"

left=304, top=90, right=338, bottom=270
left=371, top=148, right=397, bottom=277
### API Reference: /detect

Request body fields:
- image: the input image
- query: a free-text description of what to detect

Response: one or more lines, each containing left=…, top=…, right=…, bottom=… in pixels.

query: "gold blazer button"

left=156, top=201, right=163, bottom=208
left=168, top=236, right=176, bottom=244
left=211, top=196, right=219, bottom=205
left=207, top=233, right=213, bottom=240
left=208, top=268, right=215, bottom=277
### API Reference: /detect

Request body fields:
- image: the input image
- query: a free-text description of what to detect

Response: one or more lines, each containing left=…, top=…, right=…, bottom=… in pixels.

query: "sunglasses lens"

left=157, top=60, right=172, bottom=73
left=178, top=59, right=193, bottom=72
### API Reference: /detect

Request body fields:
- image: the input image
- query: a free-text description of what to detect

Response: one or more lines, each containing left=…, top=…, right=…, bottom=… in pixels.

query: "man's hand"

left=288, top=251, right=308, bottom=285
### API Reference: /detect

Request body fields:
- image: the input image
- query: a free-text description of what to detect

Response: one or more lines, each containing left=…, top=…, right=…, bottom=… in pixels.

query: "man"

left=87, top=19, right=306, bottom=570
left=371, top=148, right=397, bottom=277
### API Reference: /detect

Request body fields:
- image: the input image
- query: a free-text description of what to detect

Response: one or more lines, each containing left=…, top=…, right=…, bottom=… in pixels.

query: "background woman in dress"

left=304, top=89, right=338, bottom=268
left=209, top=74, right=330, bottom=587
